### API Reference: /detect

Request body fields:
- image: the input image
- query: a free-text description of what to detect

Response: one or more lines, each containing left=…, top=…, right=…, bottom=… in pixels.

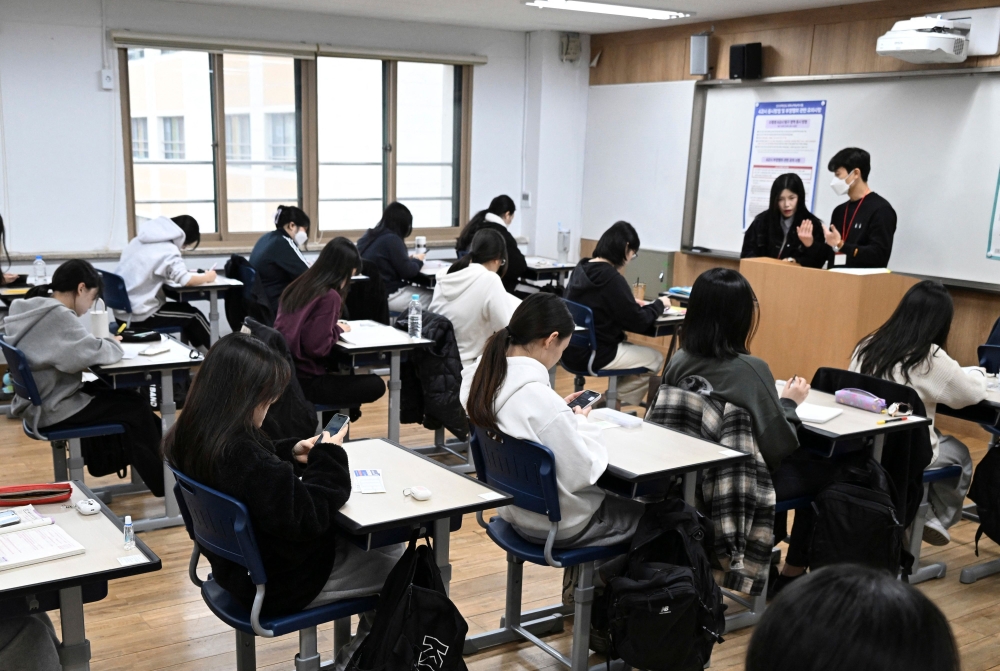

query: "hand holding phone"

left=567, top=390, right=601, bottom=414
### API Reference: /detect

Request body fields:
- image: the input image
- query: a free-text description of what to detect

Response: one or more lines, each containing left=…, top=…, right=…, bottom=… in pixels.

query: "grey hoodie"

left=114, top=216, right=193, bottom=320
left=4, top=297, right=124, bottom=428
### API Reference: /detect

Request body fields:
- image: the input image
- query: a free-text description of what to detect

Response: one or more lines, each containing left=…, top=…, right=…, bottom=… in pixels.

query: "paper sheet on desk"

left=352, top=468, right=386, bottom=494
left=795, top=403, right=843, bottom=424
left=0, top=525, right=85, bottom=571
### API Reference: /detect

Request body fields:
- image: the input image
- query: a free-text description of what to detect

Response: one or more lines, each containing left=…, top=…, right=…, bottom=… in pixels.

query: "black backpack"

left=603, top=498, right=725, bottom=671
left=968, top=445, right=1000, bottom=554
left=347, top=534, right=468, bottom=671
left=808, top=459, right=909, bottom=576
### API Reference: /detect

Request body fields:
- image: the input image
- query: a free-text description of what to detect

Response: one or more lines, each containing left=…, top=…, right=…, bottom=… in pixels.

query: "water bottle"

left=407, top=295, right=422, bottom=338
left=123, top=515, right=135, bottom=551
left=32, top=256, right=46, bottom=285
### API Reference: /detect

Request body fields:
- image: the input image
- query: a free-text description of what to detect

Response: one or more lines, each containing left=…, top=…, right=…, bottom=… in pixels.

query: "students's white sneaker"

left=922, top=517, right=951, bottom=546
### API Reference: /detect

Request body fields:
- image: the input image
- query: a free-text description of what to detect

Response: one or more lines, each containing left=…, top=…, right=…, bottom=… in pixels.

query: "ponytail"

left=24, top=259, right=103, bottom=300
left=274, top=205, right=311, bottom=232
left=466, top=293, right=575, bottom=432
left=24, top=283, right=52, bottom=299
left=448, top=228, right=507, bottom=276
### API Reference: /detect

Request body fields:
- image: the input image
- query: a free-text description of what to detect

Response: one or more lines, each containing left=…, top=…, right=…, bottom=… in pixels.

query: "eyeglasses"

left=885, top=402, right=913, bottom=417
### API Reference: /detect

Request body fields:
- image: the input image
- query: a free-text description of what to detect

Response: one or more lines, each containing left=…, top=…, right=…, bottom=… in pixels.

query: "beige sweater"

left=850, top=345, right=987, bottom=462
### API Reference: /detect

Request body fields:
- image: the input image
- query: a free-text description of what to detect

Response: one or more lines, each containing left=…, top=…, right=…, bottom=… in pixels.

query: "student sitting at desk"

left=357, top=202, right=429, bottom=313
left=850, top=280, right=986, bottom=546
left=114, top=215, right=215, bottom=350
left=164, top=334, right=401, bottom=666
left=563, top=221, right=665, bottom=407
left=455, top=195, right=526, bottom=295
left=4, top=260, right=164, bottom=496
left=249, top=205, right=311, bottom=314
left=461, top=293, right=644, bottom=552
left=275, top=237, right=386, bottom=418
left=741, top=173, right=828, bottom=268
left=430, top=229, right=520, bottom=368
left=662, top=268, right=832, bottom=597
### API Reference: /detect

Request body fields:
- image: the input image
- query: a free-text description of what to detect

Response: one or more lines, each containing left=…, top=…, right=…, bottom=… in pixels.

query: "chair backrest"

left=470, top=426, right=561, bottom=522
left=0, top=337, right=42, bottom=406
left=98, top=270, right=132, bottom=314
left=980, top=345, right=1000, bottom=375
left=986, top=316, right=1000, bottom=346
left=170, top=466, right=267, bottom=585
left=562, top=299, right=598, bottom=352
left=234, top=263, right=256, bottom=302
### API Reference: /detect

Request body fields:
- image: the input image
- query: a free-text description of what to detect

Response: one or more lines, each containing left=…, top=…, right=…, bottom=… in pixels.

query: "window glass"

left=317, top=57, right=385, bottom=231
left=395, top=62, right=459, bottom=229
left=127, top=48, right=217, bottom=232
left=223, top=54, right=299, bottom=233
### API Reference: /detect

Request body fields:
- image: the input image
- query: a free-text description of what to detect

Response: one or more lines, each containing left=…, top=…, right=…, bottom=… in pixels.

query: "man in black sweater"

left=821, top=147, right=897, bottom=268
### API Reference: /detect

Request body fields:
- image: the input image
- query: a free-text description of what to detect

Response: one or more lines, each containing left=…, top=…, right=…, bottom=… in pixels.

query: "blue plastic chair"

left=98, top=269, right=182, bottom=337
left=907, top=464, right=964, bottom=584
left=463, top=426, right=629, bottom=669
left=560, top=299, right=649, bottom=410
left=0, top=337, right=125, bottom=484
left=171, top=467, right=378, bottom=671
left=977, top=345, right=1000, bottom=446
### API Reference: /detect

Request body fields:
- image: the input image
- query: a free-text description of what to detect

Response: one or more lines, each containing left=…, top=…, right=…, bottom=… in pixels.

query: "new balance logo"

left=659, top=605, right=671, bottom=615
left=416, top=635, right=450, bottom=670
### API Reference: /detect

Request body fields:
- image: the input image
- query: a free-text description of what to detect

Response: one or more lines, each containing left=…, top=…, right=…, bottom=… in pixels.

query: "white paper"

left=0, top=505, right=53, bottom=536
left=829, top=267, right=890, bottom=275
left=352, top=468, right=386, bottom=494
left=0, top=525, right=85, bottom=571
left=117, top=554, right=149, bottom=566
left=478, top=491, right=505, bottom=502
left=339, top=321, right=416, bottom=346
left=796, top=402, right=843, bottom=424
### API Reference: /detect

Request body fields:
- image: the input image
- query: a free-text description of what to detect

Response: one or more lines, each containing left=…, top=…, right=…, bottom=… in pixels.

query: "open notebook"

left=0, top=525, right=85, bottom=571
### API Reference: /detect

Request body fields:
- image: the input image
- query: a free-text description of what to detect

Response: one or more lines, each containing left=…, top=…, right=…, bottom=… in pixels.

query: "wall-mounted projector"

left=876, top=16, right=970, bottom=64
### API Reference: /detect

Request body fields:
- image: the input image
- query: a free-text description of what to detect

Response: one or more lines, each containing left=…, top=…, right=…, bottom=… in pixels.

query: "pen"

left=877, top=417, right=908, bottom=425
left=117, top=322, right=128, bottom=335
left=208, top=262, right=217, bottom=272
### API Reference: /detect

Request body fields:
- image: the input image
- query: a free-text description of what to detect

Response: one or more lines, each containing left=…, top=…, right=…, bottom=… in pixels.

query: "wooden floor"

left=6, top=369, right=1000, bottom=670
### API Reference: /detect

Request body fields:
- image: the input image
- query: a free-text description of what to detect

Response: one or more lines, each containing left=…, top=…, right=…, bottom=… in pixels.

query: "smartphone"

left=323, top=413, right=350, bottom=436
left=0, top=510, right=20, bottom=528
left=568, top=390, right=601, bottom=410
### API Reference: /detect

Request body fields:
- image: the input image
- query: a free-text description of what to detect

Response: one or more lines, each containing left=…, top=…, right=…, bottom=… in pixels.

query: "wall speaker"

left=729, top=42, right=763, bottom=80
left=690, top=34, right=709, bottom=76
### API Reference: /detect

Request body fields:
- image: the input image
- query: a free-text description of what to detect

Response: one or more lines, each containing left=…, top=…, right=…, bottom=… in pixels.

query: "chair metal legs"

left=52, top=441, right=68, bottom=481
left=295, top=626, right=320, bottom=671
left=333, top=618, right=352, bottom=658
left=909, top=484, right=947, bottom=584
left=235, top=630, right=256, bottom=671
left=569, top=563, right=595, bottom=671
left=606, top=377, right=619, bottom=411
left=67, top=438, right=85, bottom=482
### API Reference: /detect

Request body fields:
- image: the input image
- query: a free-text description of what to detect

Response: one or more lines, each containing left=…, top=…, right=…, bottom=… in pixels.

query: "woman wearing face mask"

left=455, top=195, right=526, bottom=295
left=3, top=260, right=164, bottom=495
left=114, top=214, right=214, bottom=350
left=250, top=205, right=312, bottom=314
left=741, top=173, right=828, bottom=269
left=822, top=147, right=897, bottom=269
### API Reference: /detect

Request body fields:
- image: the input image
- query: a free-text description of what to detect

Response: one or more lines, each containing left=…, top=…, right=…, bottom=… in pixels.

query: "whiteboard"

left=582, top=81, right=696, bottom=252
left=693, top=75, right=1000, bottom=284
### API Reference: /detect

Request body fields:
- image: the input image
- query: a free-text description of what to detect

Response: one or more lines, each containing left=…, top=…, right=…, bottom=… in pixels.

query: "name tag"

left=834, top=253, right=847, bottom=266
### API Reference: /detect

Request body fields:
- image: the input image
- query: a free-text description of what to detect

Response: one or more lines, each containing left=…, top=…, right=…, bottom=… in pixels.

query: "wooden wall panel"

left=672, top=252, right=741, bottom=286
left=946, top=288, right=1000, bottom=366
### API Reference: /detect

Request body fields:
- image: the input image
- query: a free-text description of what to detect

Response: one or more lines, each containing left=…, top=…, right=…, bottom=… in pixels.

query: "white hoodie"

left=430, top=263, right=520, bottom=368
left=460, top=356, right=608, bottom=540
left=114, top=217, right=193, bottom=321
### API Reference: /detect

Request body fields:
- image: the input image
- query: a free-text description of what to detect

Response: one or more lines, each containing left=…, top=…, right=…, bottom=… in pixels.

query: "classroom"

left=1, top=0, right=1000, bottom=669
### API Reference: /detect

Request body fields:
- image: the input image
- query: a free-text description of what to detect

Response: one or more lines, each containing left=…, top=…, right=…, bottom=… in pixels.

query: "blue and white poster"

left=743, top=100, right=827, bottom=230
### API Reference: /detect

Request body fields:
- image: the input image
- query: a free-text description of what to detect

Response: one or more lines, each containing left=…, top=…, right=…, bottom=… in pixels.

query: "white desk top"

left=336, top=439, right=511, bottom=534
left=793, top=387, right=931, bottom=440
left=93, top=336, right=203, bottom=373
left=524, top=256, right=575, bottom=271
left=420, top=260, right=453, bottom=275
left=166, top=277, right=242, bottom=291
left=336, top=320, right=433, bottom=351
left=601, top=420, right=747, bottom=482
left=0, top=484, right=158, bottom=594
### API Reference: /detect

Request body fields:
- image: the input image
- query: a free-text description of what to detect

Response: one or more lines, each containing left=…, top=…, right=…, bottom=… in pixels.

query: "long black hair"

left=854, top=280, right=954, bottom=384
left=279, top=237, right=361, bottom=314
left=25, top=259, right=103, bottom=300
left=466, top=292, right=575, bottom=432
left=592, top=221, right=640, bottom=268
left=274, top=205, right=311, bottom=233
left=164, top=333, right=292, bottom=486
left=764, top=173, right=811, bottom=225
left=681, top=268, right=759, bottom=359
left=746, top=564, right=958, bottom=671
left=375, top=202, right=413, bottom=239
left=448, top=228, right=507, bottom=277
left=456, top=195, right=517, bottom=251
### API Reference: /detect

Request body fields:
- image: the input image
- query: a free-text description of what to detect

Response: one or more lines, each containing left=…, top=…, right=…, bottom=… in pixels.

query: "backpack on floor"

left=808, top=458, right=909, bottom=577
left=347, top=534, right=468, bottom=671
left=968, top=445, right=1000, bottom=554
left=603, top=498, right=725, bottom=671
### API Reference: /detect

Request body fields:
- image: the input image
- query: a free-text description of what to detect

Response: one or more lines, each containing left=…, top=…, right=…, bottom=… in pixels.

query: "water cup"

left=90, top=311, right=112, bottom=339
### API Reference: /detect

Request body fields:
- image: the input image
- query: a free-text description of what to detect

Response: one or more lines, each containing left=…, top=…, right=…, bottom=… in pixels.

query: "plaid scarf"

left=646, top=384, right=775, bottom=596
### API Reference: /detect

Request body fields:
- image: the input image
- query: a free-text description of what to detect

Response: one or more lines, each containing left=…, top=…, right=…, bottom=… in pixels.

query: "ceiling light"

left=525, top=0, right=692, bottom=20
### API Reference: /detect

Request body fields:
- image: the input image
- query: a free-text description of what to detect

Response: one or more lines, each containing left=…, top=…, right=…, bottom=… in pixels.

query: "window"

left=225, top=114, right=250, bottom=160
left=131, top=118, right=148, bottom=159
left=121, top=44, right=471, bottom=244
left=160, top=116, right=185, bottom=159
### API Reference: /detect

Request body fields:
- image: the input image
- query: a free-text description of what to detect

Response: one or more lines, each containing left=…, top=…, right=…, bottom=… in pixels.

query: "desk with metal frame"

left=163, top=277, right=243, bottom=345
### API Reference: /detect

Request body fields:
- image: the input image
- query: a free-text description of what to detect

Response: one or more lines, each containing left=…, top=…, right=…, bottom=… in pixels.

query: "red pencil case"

left=0, top=483, right=73, bottom=506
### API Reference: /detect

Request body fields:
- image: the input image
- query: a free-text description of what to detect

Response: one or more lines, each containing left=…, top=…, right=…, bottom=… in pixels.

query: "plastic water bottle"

left=557, top=223, right=570, bottom=264
left=123, top=515, right=135, bottom=551
left=408, top=294, right=422, bottom=338
left=32, top=256, right=46, bottom=285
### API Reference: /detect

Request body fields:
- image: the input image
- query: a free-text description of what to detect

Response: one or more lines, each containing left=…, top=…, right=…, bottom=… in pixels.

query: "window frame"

left=119, top=46, right=473, bottom=247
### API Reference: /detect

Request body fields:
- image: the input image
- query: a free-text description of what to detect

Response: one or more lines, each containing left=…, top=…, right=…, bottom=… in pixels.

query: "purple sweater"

left=275, top=290, right=344, bottom=378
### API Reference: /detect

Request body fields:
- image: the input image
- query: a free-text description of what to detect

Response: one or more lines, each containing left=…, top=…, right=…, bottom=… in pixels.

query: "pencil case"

left=834, top=388, right=886, bottom=414
left=0, top=483, right=72, bottom=506
left=120, top=330, right=162, bottom=343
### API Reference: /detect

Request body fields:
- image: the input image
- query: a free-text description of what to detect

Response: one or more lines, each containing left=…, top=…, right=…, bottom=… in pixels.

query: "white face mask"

left=830, top=174, right=853, bottom=196
left=293, top=229, right=308, bottom=247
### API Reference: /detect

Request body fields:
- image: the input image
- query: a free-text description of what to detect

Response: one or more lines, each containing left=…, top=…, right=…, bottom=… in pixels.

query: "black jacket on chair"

left=392, top=310, right=469, bottom=440
left=344, top=258, right=390, bottom=325
left=225, top=254, right=275, bottom=331
left=810, top=367, right=933, bottom=527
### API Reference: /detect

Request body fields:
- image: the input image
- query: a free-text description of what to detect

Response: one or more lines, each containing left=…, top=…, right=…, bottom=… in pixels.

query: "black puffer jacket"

left=225, top=254, right=275, bottom=331
left=393, top=310, right=469, bottom=440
